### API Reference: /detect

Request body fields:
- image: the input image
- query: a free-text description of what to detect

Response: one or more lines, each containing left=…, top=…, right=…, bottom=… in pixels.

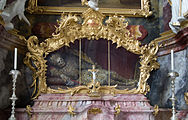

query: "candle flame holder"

left=8, top=70, right=21, bottom=120
left=168, top=71, right=179, bottom=120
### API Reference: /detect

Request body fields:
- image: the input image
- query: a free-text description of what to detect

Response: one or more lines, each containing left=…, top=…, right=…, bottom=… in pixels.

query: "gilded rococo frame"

left=27, top=0, right=152, bottom=17
left=24, top=8, right=159, bottom=99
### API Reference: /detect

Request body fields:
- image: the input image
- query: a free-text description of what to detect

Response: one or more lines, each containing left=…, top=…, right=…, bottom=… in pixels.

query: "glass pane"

left=80, top=39, right=139, bottom=90
left=110, top=40, right=140, bottom=90
left=46, top=41, right=80, bottom=89
left=46, top=39, right=140, bottom=90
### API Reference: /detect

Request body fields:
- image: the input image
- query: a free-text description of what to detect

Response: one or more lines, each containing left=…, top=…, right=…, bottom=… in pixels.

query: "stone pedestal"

left=16, top=94, right=155, bottom=120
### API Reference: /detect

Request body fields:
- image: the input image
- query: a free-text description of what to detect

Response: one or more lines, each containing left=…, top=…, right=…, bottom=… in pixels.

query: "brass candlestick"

left=168, top=71, right=179, bottom=120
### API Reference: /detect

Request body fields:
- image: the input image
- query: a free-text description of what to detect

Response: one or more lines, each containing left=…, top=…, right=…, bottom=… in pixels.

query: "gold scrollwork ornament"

left=67, top=105, right=76, bottom=116
left=26, top=105, right=33, bottom=118
left=138, top=0, right=152, bottom=17
left=24, top=8, right=160, bottom=99
left=153, top=105, right=159, bottom=116
left=114, top=104, right=121, bottom=115
left=88, top=108, right=102, bottom=115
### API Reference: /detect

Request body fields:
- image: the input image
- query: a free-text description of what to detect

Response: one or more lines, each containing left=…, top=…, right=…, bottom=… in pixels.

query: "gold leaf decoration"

left=24, top=8, right=159, bottom=99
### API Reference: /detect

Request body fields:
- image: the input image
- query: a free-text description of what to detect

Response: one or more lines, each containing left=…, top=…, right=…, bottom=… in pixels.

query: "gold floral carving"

left=48, top=81, right=117, bottom=97
left=138, top=0, right=152, bottom=17
left=27, top=0, right=152, bottom=17
left=27, top=0, right=43, bottom=14
left=153, top=105, right=159, bottom=116
left=88, top=108, right=102, bottom=115
left=24, top=8, right=159, bottom=99
left=26, top=105, right=33, bottom=118
left=67, top=105, right=76, bottom=115
left=114, top=104, right=121, bottom=115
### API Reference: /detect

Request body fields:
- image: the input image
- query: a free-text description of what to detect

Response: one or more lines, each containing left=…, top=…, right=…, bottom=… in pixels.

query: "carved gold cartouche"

left=24, top=8, right=159, bottom=99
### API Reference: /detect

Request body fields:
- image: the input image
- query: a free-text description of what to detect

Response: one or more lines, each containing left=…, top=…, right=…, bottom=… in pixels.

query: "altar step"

left=16, top=94, right=155, bottom=120
left=15, top=93, right=188, bottom=120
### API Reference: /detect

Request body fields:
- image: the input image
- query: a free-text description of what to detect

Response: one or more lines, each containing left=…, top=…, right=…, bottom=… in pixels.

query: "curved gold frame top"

left=24, top=8, right=159, bottom=99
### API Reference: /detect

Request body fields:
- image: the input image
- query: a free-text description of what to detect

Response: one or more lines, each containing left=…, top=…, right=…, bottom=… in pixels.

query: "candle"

left=171, top=49, right=174, bottom=71
left=14, top=48, right=17, bottom=70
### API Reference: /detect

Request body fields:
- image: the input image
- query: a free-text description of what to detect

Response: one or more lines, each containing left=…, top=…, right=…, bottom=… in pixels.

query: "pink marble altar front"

left=16, top=94, right=155, bottom=120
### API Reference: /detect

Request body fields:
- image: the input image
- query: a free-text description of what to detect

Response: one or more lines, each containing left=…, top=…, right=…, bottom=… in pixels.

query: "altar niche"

left=46, top=39, right=140, bottom=90
left=24, top=8, right=159, bottom=99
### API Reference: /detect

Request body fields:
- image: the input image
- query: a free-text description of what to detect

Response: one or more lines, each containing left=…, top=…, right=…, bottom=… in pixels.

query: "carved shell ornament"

left=24, top=8, right=159, bottom=99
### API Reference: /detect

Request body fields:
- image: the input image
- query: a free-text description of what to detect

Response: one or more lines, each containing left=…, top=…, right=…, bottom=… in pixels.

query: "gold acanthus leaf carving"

left=47, top=81, right=117, bottom=97
left=27, top=0, right=44, bottom=14
left=114, top=104, right=121, bottom=115
left=67, top=105, right=76, bottom=115
left=153, top=105, right=159, bottom=116
left=24, top=8, right=159, bottom=99
left=138, top=0, right=153, bottom=17
left=25, top=105, right=33, bottom=118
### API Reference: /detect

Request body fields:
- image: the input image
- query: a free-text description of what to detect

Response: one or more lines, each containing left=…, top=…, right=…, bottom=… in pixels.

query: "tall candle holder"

left=8, top=70, right=20, bottom=120
left=168, top=71, right=179, bottom=120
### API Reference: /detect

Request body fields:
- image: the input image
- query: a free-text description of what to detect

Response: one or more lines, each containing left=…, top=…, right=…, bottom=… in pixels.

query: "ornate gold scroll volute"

left=138, top=41, right=160, bottom=94
left=24, top=8, right=159, bottom=99
left=24, top=36, right=48, bottom=99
